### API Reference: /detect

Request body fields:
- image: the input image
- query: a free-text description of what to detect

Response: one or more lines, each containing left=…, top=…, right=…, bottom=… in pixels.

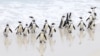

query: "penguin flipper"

left=59, top=20, right=63, bottom=28
left=94, top=13, right=97, bottom=16
left=28, top=29, right=30, bottom=34
left=63, top=21, right=66, bottom=27
left=73, top=25, right=75, bottom=30
left=83, top=23, right=86, bottom=27
left=36, top=23, right=39, bottom=28
left=48, top=25, right=51, bottom=29
left=78, top=22, right=81, bottom=27
left=9, top=28, right=12, bottom=33
left=54, top=28, right=56, bottom=32
left=69, top=12, right=72, bottom=19
left=23, top=28, right=25, bottom=32
left=44, top=34, right=47, bottom=40
left=36, top=34, right=40, bottom=39
left=4, top=28, right=7, bottom=32
left=15, top=26, right=19, bottom=30
left=86, top=18, right=89, bottom=21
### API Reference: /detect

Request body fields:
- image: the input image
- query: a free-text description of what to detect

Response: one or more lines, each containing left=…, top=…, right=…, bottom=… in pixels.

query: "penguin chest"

left=45, top=24, right=48, bottom=30
left=51, top=28, right=54, bottom=34
left=24, top=28, right=28, bottom=34
left=5, top=28, right=10, bottom=34
left=80, top=23, right=84, bottom=28
left=18, top=26, right=23, bottom=32
left=92, top=12, right=96, bottom=18
left=40, top=34, right=45, bottom=40
left=89, top=16, right=93, bottom=22
left=32, top=24, right=36, bottom=29
left=69, top=25, right=73, bottom=30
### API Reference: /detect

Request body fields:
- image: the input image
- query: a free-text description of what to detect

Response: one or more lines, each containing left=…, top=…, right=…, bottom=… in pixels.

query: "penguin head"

left=88, top=11, right=92, bottom=14
left=6, top=24, right=9, bottom=26
left=41, top=29, right=44, bottom=33
left=79, top=17, right=82, bottom=19
left=32, top=20, right=35, bottom=22
left=18, top=21, right=22, bottom=23
left=62, top=16, right=65, bottom=18
left=26, top=24, right=28, bottom=26
left=91, top=7, right=96, bottom=9
left=45, top=20, right=47, bottom=22
left=94, top=7, right=96, bottom=9
left=52, top=23, right=55, bottom=25
left=91, top=7, right=94, bottom=9
left=51, top=23, right=55, bottom=27
left=29, top=16, right=34, bottom=19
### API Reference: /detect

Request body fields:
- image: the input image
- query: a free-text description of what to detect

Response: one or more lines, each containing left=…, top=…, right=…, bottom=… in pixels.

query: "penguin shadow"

left=59, top=28, right=65, bottom=42
left=30, top=33, right=36, bottom=46
left=22, top=36, right=29, bottom=47
left=48, top=36, right=56, bottom=51
left=87, top=28, right=95, bottom=41
left=78, top=31, right=86, bottom=45
left=4, top=37, right=11, bottom=49
left=37, top=42, right=46, bottom=56
left=16, top=35, right=23, bottom=47
left=67, top=32, right=75, bottom=46
left=64, top=28, right=70, bottom=40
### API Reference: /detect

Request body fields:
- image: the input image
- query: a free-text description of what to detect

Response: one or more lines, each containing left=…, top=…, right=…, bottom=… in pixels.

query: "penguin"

left=23, top=24, right=30, bottom=36
left=86, top=11, right=95, bottom=30
left=59, top=15, right=65, bottom=28
left=15, top=21, right=23, bottom=35
left=78, top=17, right=86, bottom=31
left=3, top=24, right=12, bottom=37
left=43, top=20, right=50, bottom=33
left=36, top=30, right=47, bottom=43
left=29, top=20, right=39, bottom=33
left=68, top=20, right=75, bottom=33
left=49, top=23, right=56, bottom=37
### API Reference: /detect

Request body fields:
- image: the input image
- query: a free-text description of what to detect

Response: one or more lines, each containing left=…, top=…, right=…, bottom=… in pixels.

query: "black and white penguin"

left=49, top=23, right=56, bottom=37
left=29, top=20, right=39, bottom=33
left=59, top=15, right=65, bottom=28
left=68, top=20, right=75, bottom=33
left=3, top=24, right=12, bottom=37
left=23, top=24, right=30, bottom=36
left=86, top=11, right=96, bottom=30
left=43, top=20, right=50, bottom=33
left=36, top=30, right=47, bottom=43
left=15, top=21, right=24, bottom=35
left=78, top=17, right=86, bottom=31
